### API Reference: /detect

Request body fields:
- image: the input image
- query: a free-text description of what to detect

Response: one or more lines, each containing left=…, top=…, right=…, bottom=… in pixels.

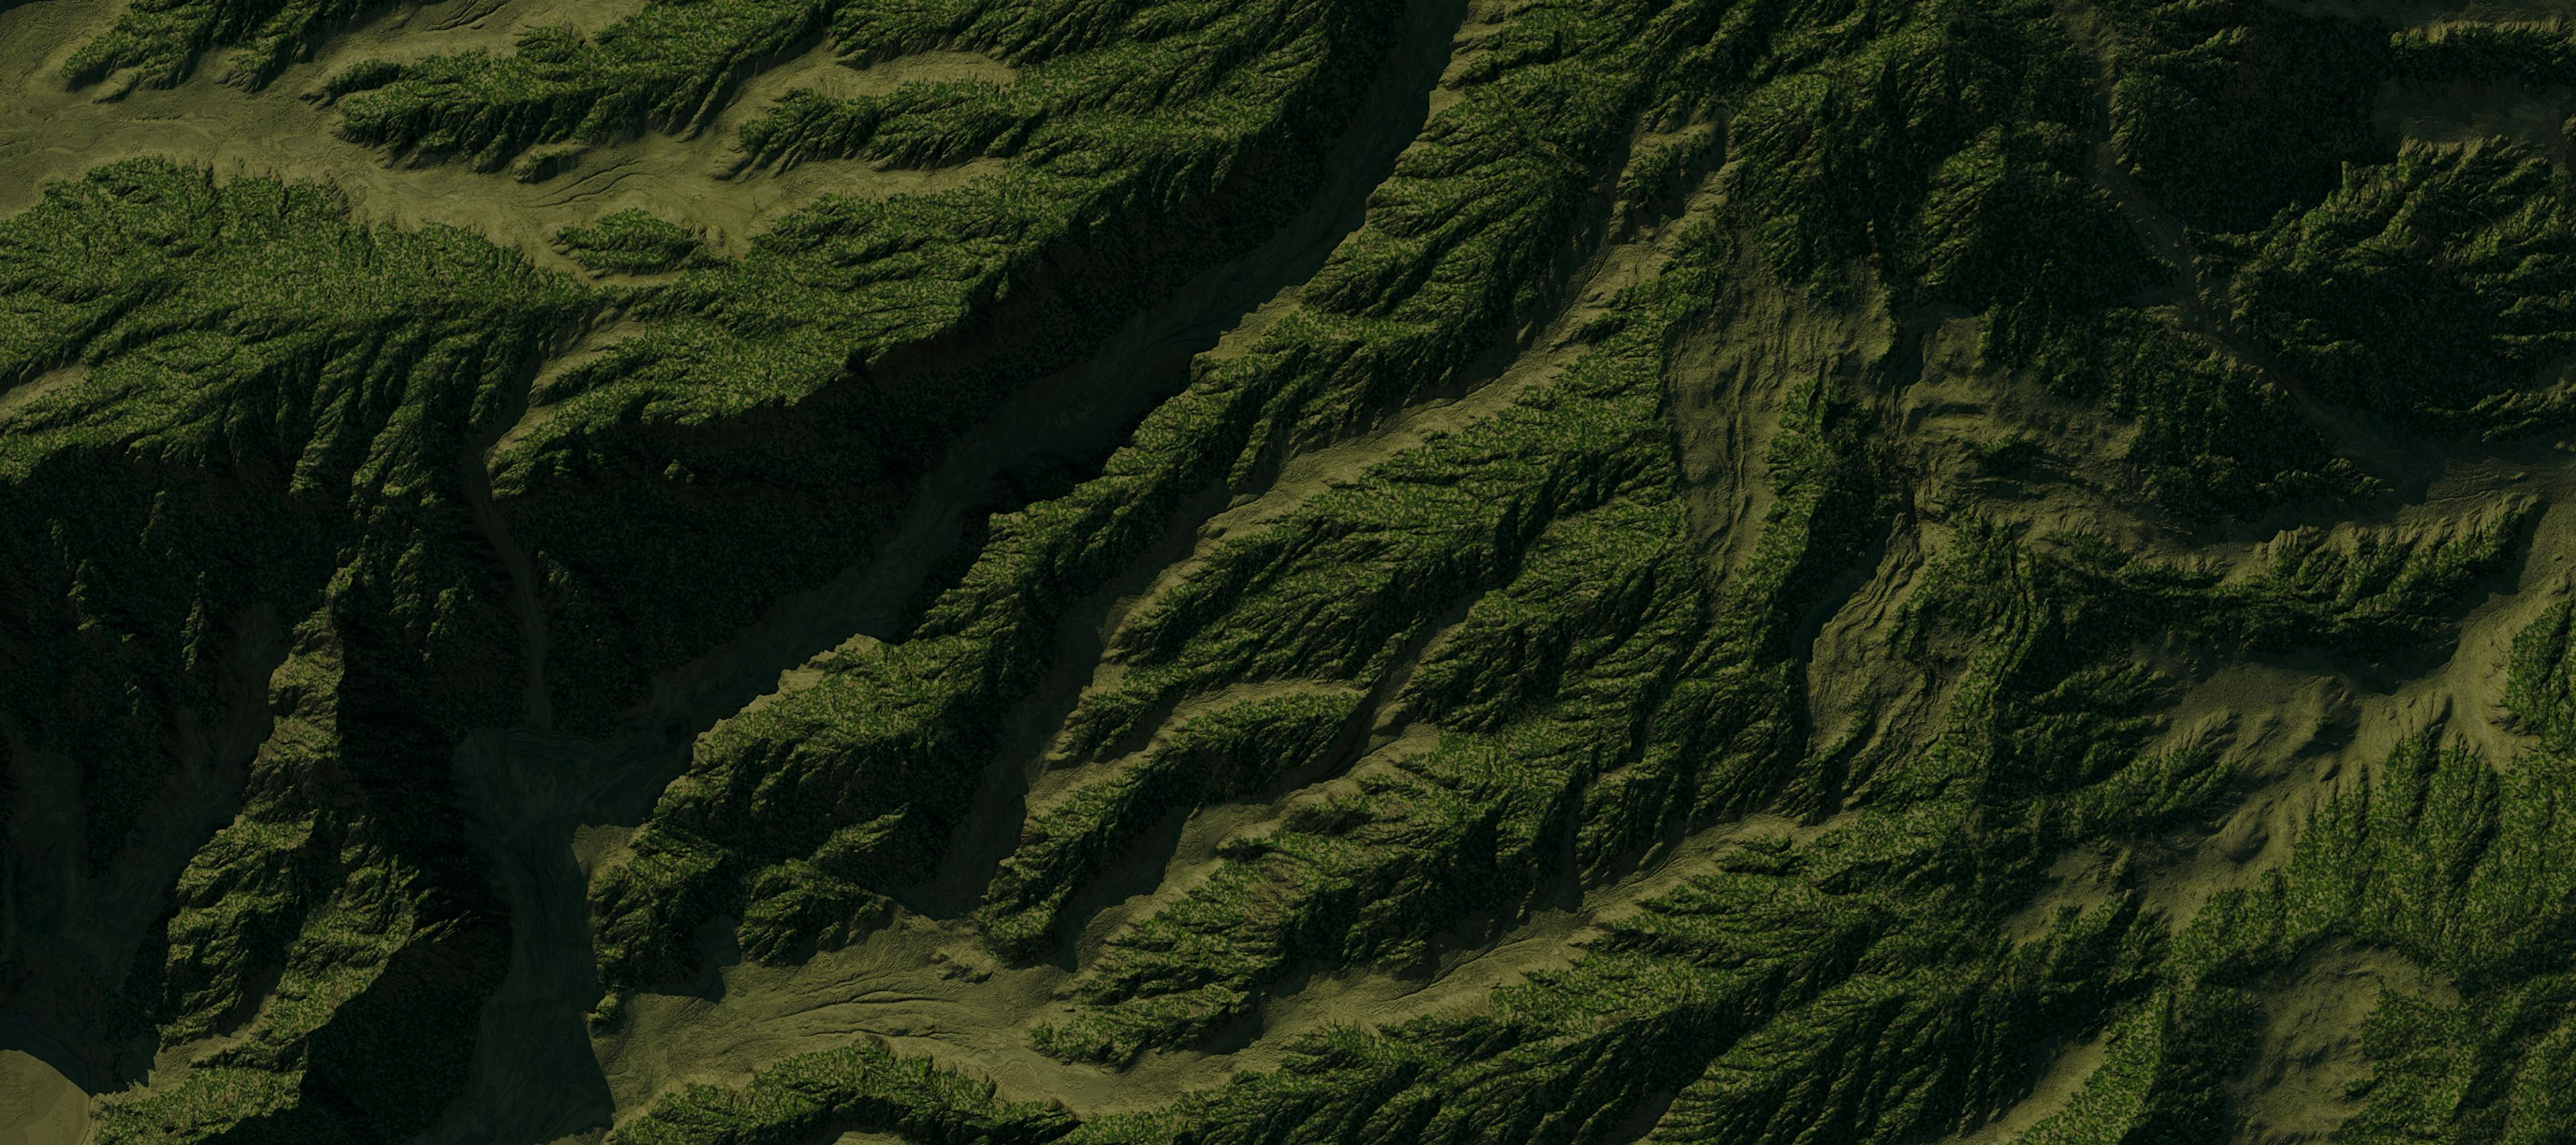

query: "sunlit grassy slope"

left=7, top=0, right=2576, bottom=1141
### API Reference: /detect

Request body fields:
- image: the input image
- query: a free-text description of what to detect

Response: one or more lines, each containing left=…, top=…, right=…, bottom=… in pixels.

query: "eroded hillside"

left=5, top=0, right=2576, bottom=1142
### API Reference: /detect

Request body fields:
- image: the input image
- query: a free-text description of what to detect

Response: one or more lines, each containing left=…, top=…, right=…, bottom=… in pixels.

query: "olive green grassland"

left=8, top=0, right=2576, bottom=1142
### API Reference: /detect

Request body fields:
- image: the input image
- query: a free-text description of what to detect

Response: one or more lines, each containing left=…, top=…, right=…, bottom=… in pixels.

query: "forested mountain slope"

left=5, top=0, right=2576, bottom=1141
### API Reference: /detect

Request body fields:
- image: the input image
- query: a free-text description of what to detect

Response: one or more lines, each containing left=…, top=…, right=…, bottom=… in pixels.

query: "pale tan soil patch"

left=1803, top=298, right=2177, bottom=792
left=738, top=48, right=1015, bottom=110
left=2137, top=485, right=2576, bottom=932
left=572, top=823, right=637, bottom=886
left=1887, top=315, right=2167, bottom=551
left=1945, top=1034, right=2110, bottom=1145
left=1666, top=236, right=1882, bottom=582
left=0, top=365, right=86, bottom=423
left=1674, top=266, right=1909, bottom=769
left=2006, top=845, right=2131, bottom=944
left=2232, top=942, right=2457, bottom=1144
left=0, top=1050, right=89, bottom=1145
left=596, top=918, right=1214, bottom=1122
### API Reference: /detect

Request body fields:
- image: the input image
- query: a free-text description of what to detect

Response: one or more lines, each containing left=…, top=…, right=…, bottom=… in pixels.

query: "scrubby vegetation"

left=0, top=159, right=570, bottom=1142
left=557, top=209, right=720, bottom=276
left=2081, top=696, right=2576, bottom=1145
left=1033, top=306, right=1725, bottom=1062
left=325, top=0, right=834, bottom=168
left=583, top=0, right=1729, bottom=991
left=611, top=1040, right=1076, bottom=1145
left=981, top=688, right=1367, bottom=962
left=15, top=0, right=2576, bottom=1139
left=481, top=0, right=1404, bottom=737
left=2228, top=144, right=2576, bottom=436
left=64, top=0, right=389, bottom=91
left=2102, top=0, right=2390, bottom=233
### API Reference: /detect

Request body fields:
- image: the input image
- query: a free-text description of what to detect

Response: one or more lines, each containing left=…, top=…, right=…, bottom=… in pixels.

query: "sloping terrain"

left=6, top=0, right=2576, bottom=1142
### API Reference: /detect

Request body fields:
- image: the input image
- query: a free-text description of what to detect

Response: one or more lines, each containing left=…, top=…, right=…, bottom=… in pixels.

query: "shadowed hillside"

left=6, top=0, right=2576, bottom=1142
